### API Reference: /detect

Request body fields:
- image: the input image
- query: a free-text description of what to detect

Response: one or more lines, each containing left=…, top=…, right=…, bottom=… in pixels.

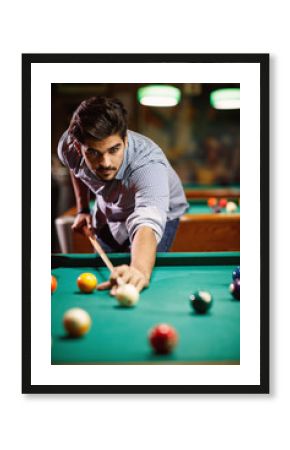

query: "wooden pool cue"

left=87, top=233, right=124, bottom=286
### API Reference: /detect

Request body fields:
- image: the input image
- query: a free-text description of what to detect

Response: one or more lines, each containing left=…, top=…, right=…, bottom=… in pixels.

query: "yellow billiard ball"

left=63, top=308, right=92, bottom=337
left=77, top=273, right=98, bottom=293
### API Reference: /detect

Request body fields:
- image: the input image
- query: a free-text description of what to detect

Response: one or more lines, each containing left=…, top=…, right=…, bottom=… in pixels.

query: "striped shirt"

left=58, top=130, right=189, bottom=244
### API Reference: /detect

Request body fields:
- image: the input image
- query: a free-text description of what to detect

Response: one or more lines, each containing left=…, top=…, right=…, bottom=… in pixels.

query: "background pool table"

left=171, top=199, right=240, bottom=251
left=51, top=252, right=240, bottom=365
left=55, top=199, right=240, bottom=253
left=183, top=184, right=240, bottom=200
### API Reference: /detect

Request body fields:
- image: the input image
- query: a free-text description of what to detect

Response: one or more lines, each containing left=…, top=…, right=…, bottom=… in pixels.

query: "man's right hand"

left=71, top=213, right=93, bottom=237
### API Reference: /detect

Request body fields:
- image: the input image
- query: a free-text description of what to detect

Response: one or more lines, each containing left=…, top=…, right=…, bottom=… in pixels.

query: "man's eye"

left=87, top=150, right=97, bottom=157
left=110, top=147, right=119, bottom=154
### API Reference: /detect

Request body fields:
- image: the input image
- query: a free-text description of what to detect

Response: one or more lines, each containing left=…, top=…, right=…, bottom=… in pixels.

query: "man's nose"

left=100, top=153, right=111, bottom=167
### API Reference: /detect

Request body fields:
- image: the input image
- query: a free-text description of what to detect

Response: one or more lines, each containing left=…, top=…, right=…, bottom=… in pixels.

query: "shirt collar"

left=114, top=132, right=130, bottom=180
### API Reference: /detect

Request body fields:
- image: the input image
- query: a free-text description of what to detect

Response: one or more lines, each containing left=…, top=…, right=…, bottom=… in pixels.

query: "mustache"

left=97, top=166, right=116, bottom=171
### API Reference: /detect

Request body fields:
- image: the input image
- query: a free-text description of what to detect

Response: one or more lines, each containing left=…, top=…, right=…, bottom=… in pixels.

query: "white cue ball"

left=115, top=284, right=140, bottom=307
left=226, top=201, right=238, bottom=213
left=63, top=308, right=92, bottom=337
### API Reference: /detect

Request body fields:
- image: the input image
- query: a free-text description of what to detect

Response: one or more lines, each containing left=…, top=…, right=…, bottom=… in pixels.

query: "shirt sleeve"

left=57, top=130, right=81, bottom=170
left=126, top=162, right=169, bottom=244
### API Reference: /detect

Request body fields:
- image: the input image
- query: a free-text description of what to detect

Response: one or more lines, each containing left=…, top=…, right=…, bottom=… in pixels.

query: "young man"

left=57, top=96, right=188, bottom=294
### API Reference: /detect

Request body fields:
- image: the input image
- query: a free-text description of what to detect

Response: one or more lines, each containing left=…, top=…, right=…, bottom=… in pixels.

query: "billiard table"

left=171, top=199, right=240, bottom=252
left=51, top=252, right=240, bottom=365
left=55, top=199, right=240, bottom=253
left=183, top=184, right=240, bottom=200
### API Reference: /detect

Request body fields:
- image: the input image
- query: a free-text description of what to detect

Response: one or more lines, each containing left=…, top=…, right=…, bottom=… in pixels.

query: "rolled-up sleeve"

left=57, top=131, right=69, bottom=166
left=57, top=130, right=81, bottom=170
left=126, top=162, right=169, bottom=244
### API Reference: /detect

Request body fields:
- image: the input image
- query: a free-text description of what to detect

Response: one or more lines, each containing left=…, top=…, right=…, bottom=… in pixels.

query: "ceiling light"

left=137, top=85, right=181, bottom=107
left=210, top=88, right=240, bottom=110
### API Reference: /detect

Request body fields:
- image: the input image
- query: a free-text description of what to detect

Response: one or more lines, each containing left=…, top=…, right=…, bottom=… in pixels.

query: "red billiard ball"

left=218, top=198, right=227, bottom=208
left=51, top=275, right=57, bottom=294
left=148, top=324, right=178, bottom=354
left=207, top=197, right=217, bottom=208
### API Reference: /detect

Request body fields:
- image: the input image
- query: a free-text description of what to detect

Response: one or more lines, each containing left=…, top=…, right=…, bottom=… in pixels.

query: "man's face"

left=81, top=134, right=127, bottom=181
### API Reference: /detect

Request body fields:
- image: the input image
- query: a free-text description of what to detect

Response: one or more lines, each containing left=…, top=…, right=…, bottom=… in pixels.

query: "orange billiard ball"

left=77, top=273, right=98, bottom=293
left=51, top=275, right=57, bottom=294
left=207, top=197, right=217, bottom=208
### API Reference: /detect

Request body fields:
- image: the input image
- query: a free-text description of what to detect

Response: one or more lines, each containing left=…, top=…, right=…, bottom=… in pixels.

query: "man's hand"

left=97, top=265, right=150, bottom=295
left=71, top=213, right=93, bottom=237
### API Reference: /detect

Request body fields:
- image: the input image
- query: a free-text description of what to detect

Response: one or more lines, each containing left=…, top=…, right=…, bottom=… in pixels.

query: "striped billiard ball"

left=189, top=290, right=213, bottom=314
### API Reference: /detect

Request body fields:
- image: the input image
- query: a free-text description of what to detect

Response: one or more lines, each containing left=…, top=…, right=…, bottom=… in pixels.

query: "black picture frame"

left=22, top=53, right=269, bottom=394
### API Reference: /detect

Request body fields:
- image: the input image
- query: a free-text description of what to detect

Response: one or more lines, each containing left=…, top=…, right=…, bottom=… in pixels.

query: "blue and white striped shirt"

left=58, top=130, right=189, bottom=244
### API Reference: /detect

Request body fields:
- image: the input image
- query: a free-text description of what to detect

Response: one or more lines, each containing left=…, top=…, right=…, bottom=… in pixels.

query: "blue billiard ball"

left=232, top=266, right=240, bottom=280
left=229, top=279, right=240, bottom=300
left=189, top=290, right=213, bottom=313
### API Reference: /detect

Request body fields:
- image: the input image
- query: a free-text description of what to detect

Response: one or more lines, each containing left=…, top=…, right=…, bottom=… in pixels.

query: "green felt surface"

left=51, top=253, right=240, bottom=364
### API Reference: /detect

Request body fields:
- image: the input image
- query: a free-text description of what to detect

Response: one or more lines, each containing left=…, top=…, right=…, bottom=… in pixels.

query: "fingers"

left=97, top=266, right=150, bottom=296
left=110, top=265, right=130, bottom=282
left=71, top=221, right=81, bottom=233
left=110, top=265, right=148, bottom=292
left=110, top=286, right=118, bottom=296
left=98, top=280, right=117, bottom=297
left=127, top=273, right=141, bottom=288
left=97, top=281, right=112, bottom=290
left=136, top=279, right=146, bottom=292
left=71, top=213, right=93, bottom=236
left=83, top=225, right=93, bottom=238
left=86, top=215, right=92, bottom=229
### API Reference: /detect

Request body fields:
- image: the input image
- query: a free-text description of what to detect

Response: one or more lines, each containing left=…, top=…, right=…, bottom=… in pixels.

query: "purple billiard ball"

left=229, top=279, right=240, bottom=300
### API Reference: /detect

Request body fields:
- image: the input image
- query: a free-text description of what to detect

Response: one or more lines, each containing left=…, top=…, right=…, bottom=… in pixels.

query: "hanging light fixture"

left=137, top=85, right=181, bottom=107
left=210, top=88, right=240, bottom=110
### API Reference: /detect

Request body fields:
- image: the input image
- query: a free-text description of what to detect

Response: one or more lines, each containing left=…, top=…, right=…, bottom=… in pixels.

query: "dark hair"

left=68, top=96, right=128, bottom=143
